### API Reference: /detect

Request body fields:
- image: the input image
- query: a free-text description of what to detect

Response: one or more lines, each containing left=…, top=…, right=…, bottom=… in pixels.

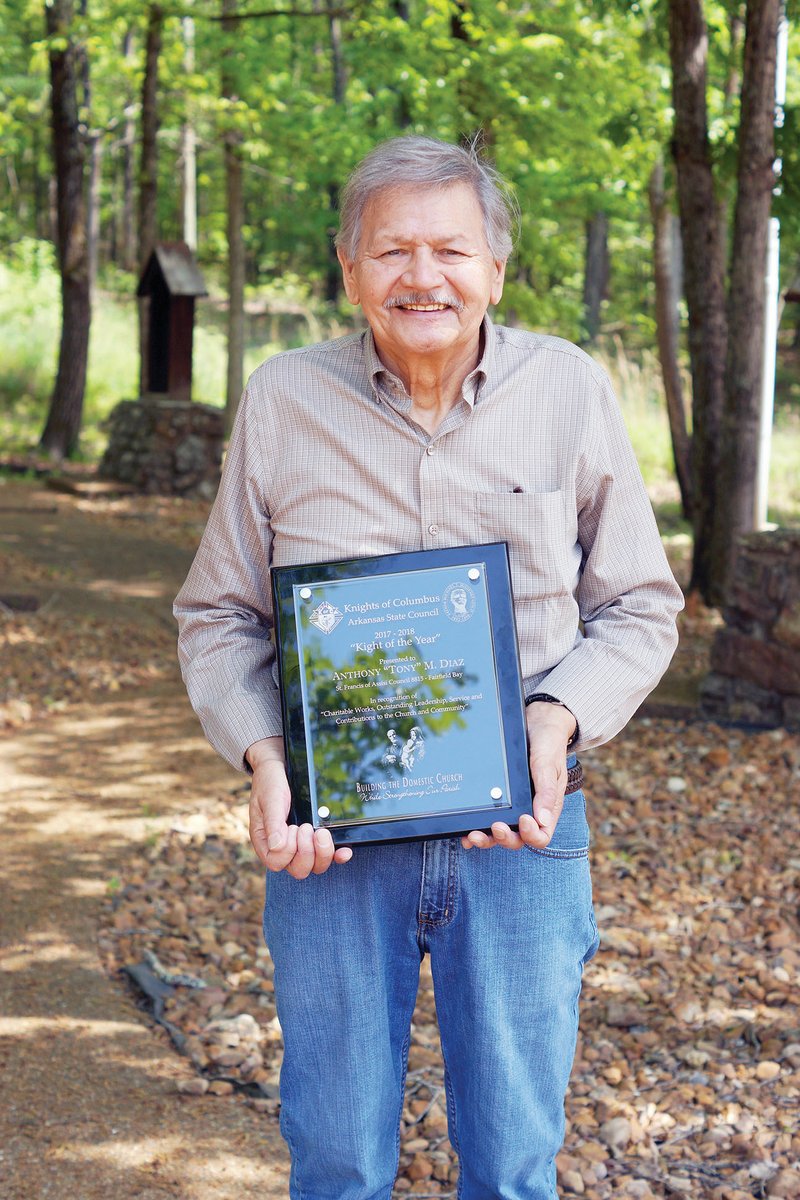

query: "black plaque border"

left=270, top=543, right=532, bottom=847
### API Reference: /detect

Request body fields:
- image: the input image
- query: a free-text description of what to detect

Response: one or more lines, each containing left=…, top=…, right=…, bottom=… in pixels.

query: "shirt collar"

left=363, top=315, right=496, bottom=410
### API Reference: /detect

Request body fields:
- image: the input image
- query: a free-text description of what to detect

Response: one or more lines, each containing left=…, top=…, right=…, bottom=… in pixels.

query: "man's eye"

left=440, top=248, right=464, bottom=257
left=382, top=249, right=404, bottom=257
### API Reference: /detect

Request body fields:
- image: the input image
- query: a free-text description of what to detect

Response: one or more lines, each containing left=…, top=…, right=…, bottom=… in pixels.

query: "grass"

left=1, top=242, right=798, bottom=527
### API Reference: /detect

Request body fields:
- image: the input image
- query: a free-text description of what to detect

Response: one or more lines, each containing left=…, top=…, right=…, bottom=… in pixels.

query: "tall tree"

left=138, top=3, right=163, bottom=394
left=649, top=157, right=693, bottom=520
left=39, top=0, right=91, bottom=460
left=715, top=0, right=778, bottom=589
left=324, top=0, right=346, bottom=303
left=180, top=15, right=198, bottom=250
left=120, top=27, right=137, bottom=271
left=668, top=0, right=779, bottom=603
left=668, top=0, right=728, bottom=599
left=582, top=211, right=609, bottom=344
left=221, top=0, right=244, bottom=432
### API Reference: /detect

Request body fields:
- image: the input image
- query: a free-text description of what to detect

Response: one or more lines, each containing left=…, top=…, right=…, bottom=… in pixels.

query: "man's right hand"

left=246, top=737, right=353, bottom=878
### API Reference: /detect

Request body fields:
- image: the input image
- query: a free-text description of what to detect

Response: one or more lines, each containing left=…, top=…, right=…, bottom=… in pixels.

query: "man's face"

left=338, top=182, right=506, bottom=375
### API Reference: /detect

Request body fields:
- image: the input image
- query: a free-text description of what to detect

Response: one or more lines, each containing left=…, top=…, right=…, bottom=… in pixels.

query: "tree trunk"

left=39, top=0, right=91, bottom=461
left=222, top=0, right=245, bottom=432
left=138, top=4, right=163, bottom=394
left=78, top=0, right=102, bottom=291
left=121, top=28, right=137, bottom=271
left=392, top=0, right=412, bottom=126
left=714, top=0, right=779, bottom=596
left=87, top=132, right=103, bottom=290
left=181, top=16, right=198, bottom=250
left=324, top=0, right=346, bottom=303
left=582, top=211, right=609, bottom=344
left=649, top=158, right=693, bottom=521
left=667, top=0, right=728, bottom=603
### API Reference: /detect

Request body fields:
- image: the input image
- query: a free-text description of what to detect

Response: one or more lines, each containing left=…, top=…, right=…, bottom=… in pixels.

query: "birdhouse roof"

left=137, top=242, right=208, bottom=298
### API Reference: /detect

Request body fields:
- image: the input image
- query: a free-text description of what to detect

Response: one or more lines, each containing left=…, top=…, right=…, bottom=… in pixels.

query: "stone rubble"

left=99, top=718, right=800, bottom=1198
left=99, top=398, right=224, bottom=499
left=701, top=529, right=800, bottom=730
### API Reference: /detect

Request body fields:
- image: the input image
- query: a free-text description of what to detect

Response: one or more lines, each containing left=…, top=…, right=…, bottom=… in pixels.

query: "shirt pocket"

left=473, top=490, right=573, bottom=602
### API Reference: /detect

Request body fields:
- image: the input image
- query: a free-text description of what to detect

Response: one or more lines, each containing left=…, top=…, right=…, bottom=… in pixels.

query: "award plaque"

left=270, top=542, right=532, bottom=847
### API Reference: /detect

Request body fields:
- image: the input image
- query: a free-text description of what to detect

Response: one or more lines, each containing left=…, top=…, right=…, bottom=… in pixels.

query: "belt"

left=564, top=761, right=584, bottom=795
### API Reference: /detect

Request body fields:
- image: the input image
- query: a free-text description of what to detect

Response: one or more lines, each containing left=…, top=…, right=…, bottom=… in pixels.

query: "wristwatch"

left=524, top=692, right=579, bottom=749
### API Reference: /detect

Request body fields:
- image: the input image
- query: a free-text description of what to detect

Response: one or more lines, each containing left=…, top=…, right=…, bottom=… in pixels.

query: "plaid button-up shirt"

left=174, top=318, right=682, bottom=770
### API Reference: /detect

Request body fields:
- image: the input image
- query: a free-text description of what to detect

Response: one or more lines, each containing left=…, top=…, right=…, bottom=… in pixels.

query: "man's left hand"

left=461, top=701, right=577, bottom=852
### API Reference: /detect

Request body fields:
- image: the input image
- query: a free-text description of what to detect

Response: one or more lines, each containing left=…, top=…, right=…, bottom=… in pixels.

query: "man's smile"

left=398, top=303, right=448, bottom=311
left=383, top=293, right=465, bottom=314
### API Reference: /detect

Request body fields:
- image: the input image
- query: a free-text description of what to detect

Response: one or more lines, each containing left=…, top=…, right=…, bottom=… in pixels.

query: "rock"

left=560, top=1169, right=585, bottom=1194
left=176, top=1077, right=209, bottom=1095
left=605, top=1001, right=643, bottom=1028
left=405, top=1154, right=432, bottom=1182
left=623, top=1184, right=655, bottom=1200
left=755, top=1060, right=781, bottom=1081
left=672, top=997, right=704, bottom=1024
left=210, top=1049, right=245, bottom=1068
left=599, top=1116, right=631, bottom=1151
left=767, top=1169, right=800, bottom=1197
left=705, top=746, right=731, bottom=768
left=579, top=1142, right=608, bottom=1163
left=207, top=1079, right=234, bottom=1096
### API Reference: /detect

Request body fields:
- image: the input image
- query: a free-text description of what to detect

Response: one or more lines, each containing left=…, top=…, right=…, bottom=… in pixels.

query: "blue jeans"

left=263, top=767, right=599, bottom=1200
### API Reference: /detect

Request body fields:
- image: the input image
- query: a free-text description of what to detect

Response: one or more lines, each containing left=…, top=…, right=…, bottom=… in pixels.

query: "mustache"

left=383, top=293, right=465, bottom=313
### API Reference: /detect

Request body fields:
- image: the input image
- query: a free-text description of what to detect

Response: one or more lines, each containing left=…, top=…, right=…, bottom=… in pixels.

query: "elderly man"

left=175, top=136, right=682, bottom=1200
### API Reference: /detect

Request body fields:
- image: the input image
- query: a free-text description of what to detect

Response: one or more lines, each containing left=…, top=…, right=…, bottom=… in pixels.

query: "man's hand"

left=461, top=701, right=576, bottom=853
left=247, top=737, right=353, bottom=878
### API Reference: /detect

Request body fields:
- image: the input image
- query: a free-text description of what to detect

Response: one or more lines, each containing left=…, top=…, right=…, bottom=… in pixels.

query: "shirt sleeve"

left=528, top=366, right=684, bottom=751
left=173, top=386, right=283, bottom=772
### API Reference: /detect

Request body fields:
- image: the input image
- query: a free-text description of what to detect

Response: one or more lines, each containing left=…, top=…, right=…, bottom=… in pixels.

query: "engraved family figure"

left=381, top=726, right=425, bottom=773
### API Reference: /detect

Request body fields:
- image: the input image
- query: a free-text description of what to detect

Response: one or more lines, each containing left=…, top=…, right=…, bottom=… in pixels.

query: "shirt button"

left=425, top=444, right=435, bottom=456
left=428, top=524, right=440, bottom=536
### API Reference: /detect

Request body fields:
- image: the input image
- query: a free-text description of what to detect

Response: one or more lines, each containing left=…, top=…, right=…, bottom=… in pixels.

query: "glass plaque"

left=270, top=543, right=532, bottom=847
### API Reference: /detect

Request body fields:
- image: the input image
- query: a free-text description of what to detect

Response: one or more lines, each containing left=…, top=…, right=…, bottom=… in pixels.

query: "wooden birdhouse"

left=137, top=242, right=207, bottom=401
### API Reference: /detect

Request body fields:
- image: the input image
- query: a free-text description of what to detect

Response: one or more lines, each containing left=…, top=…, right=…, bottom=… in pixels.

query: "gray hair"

left=335, top=135, right=518, bottom=262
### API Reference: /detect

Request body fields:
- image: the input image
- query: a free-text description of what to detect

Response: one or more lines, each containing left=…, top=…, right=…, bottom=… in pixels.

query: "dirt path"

left=2, top=479, right=736, bottom=1200
left=1, top=482, right=290, bottom=1200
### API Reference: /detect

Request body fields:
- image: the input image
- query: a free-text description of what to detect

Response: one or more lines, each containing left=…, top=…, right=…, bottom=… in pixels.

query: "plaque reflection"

left=293, top=563, right=512, bottom=827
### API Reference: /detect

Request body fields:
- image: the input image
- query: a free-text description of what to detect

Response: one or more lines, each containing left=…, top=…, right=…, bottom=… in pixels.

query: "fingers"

left=249, top=759, right=351, bottom=876
left=526, top=762, right=565, bottom=848
left=462, top=829, right=495, bottom=850
left=249, top=759, right=292, bottom=868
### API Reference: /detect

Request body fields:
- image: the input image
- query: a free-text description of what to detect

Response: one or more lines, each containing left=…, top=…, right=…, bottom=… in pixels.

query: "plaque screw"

left=299, top=587, right=312, bottom=600
left=468, top=568, right=480, bottom=581
left=490, top=787, right=503, bottom=801
left=318, top=806, right=330, bottom=819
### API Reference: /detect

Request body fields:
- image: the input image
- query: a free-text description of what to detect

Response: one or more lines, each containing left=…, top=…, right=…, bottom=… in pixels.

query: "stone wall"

left=99, top=399, right=224, bottom=499
left=700, top=529, right=800, bottom=730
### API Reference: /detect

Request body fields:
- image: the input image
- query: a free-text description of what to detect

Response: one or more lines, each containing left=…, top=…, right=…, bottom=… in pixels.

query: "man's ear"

left=337, top=247, right=360, bottom=305
left=490, top=258, right=507, bottom=307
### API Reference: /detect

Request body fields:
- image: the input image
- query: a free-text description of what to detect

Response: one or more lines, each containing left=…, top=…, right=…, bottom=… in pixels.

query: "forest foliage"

left=2, top=1, right=800, bottom=602
left=2, top=0, right=797, bottom=342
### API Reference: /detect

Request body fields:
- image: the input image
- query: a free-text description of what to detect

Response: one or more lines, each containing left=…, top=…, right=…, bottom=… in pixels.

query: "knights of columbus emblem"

left=309, top=600, right=344, bottom=634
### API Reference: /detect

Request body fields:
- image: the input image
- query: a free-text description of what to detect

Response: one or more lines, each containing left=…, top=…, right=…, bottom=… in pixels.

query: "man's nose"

left=401, top=247, right=445, bottom=290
